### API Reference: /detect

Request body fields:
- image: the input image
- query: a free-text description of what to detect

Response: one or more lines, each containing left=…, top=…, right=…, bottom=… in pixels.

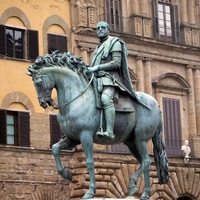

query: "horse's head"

left=26, top=66, right=55, bottom=109
left=26, top=51, right=91, bottom=109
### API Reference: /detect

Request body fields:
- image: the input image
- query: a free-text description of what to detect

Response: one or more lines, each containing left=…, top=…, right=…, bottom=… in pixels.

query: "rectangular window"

left=0, top=24, right=39, bottom=60
left=163, top=98, right=182, bottom=156
left=158, top=3, right=172, bottom=40
left=48, top=34, right=67, bottom=54
left=50, top=114, right=64, bottom=148
left=153, top=0, right=180, bottom=42
left=6, top=27, right=24, bottom=59
left=0, top=110, right=30, bottom=147
left=105, top=0, right=123, bottom=32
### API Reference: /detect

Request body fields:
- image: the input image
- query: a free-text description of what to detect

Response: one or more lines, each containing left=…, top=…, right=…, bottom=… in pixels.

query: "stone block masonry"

left=0, top=146, right=73, bottom=200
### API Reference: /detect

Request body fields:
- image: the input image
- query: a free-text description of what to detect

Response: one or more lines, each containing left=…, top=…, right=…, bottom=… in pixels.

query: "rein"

left=52, top=73, right=94, bottom=109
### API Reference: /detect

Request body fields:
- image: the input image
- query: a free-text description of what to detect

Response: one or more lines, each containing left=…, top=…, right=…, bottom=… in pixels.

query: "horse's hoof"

left=128, top=185, right=137, bottom=196
left=81, top=191, right=94, bottom=199
left=140, top=190, right=150, bottom=200
left=140, top=195, right=149, bottom=200
left=60, top=169, right=72, bottom=180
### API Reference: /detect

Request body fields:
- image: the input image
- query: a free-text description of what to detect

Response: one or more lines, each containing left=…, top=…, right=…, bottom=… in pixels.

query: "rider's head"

left=96, top=21, right=110, bottom=40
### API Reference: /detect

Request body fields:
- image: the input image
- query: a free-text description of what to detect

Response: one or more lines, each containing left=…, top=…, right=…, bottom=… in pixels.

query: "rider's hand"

left=88, top=65, right=99, bottom=72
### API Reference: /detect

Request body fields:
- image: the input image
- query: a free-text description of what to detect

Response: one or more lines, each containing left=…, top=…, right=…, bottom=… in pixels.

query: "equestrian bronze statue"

left=26, top=21, right=169, bottom=200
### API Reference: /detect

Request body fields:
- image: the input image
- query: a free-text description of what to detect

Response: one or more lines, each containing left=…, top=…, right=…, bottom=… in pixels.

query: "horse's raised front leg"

left=80, top=131, right=96, bottom=199
left=52, top=136, right=79, bottom=180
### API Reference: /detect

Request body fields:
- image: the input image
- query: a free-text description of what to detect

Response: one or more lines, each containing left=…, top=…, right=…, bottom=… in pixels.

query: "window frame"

left=158, top=2, right=173, bottom=41
left=153, top=0, right=180, bottom=43
left=0, top=109, right=30, bottom=147
left=6, top=27, right=25, bottom=59
left=0, top=24, right=39, bottom=61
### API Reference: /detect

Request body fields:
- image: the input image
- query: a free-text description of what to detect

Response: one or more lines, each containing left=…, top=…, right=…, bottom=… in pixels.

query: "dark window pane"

left=15, top=51, right=23, bottom=59
left=7, top=48, right=13, bottom=57
left=6, top=29, right=14, bottom=57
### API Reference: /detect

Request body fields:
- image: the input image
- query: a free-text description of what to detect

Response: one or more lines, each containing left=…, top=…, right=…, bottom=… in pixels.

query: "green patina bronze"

left=26, top=22, right=169, bottom=200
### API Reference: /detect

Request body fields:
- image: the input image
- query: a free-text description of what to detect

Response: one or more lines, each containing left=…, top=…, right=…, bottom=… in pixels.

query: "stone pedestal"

left=89, top=197, right=139, bottom=200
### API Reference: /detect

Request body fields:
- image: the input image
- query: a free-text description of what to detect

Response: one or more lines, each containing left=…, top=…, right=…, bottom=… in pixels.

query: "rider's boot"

left=97, top=105, right=115, bottom=140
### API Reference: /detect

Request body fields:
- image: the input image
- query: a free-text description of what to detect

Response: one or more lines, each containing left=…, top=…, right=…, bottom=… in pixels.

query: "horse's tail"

left=152, top=117, right=169, bottom=184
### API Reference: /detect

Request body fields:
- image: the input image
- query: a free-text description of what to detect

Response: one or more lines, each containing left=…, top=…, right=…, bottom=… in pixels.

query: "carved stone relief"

left=143, top=18, right=151, bottom=37
left=192, top=29, right=199, bottom=46
left=72, top=0, right=97, bottom=28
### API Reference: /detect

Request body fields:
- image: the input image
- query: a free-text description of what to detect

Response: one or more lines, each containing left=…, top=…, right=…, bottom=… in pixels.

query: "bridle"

left=36, top=69, right=94, bottom=110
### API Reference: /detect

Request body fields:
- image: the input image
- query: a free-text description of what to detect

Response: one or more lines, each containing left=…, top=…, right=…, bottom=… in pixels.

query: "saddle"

left=92, top=76, right=134, bottom=112
left=113, top=91, right=134, bottom=112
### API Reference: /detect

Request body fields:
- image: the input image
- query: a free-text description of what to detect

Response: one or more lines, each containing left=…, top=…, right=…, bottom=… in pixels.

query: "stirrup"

left=96, top=131, right=115, bottom=140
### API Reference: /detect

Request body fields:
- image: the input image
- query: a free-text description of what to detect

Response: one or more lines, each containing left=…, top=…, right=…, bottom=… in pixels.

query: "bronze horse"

left=26, top=51, right=169, bottom=199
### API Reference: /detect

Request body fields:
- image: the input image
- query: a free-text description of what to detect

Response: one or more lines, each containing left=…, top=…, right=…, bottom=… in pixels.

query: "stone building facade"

left=0, top=0, right=200, bottom=199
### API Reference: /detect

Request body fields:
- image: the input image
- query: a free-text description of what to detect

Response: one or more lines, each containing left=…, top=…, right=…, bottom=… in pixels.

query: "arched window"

left=0, top=7, right=39, bottom=60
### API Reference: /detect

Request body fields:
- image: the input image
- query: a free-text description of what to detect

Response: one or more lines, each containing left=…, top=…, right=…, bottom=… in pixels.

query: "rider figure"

left=89, top=21, right=143, bottom=140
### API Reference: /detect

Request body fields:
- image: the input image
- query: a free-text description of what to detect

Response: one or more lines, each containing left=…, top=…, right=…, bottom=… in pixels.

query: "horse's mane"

left=32, top=50, right=89, bottom=78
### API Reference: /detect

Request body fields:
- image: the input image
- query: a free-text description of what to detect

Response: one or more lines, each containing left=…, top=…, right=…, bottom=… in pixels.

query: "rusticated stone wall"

left=69, top=151, right=200, bottom=200
left=1, top=147, right=200, bottom=200
left=0, top=146, right=72, bottom=200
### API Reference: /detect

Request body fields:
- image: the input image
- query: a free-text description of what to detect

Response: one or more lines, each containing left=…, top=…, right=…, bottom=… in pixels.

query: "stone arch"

left=0, top=6, right=31, bottom=28
left=177, top=196, right=194, bottom=200
left=1, top=91, right=35, bottom=113
left=31, top=185, right=67, bottom=200
left=152, top=72, right=190, bottom=91
left=42, top=14, right=71, bottom=54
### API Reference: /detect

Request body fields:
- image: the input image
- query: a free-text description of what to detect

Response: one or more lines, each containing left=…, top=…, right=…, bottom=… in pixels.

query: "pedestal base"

left=89, top=197, right=139, bottom=200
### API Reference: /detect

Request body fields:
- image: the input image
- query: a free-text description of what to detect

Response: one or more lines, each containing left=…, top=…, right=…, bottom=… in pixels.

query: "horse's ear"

left=26, top=71, right=32, bottom=76
left=27, top=67, right=38, bottom=74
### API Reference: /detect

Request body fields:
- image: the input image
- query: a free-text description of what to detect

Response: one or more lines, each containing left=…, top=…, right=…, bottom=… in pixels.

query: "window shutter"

left=50, top=115, right=62, bottom=147
left=172, top=5, right=180, bottom=43
left=58, top=35, right=67, bottom=53
left=48, top=34, right=57, bottom=53
left=27, top=29, right=39, bottom=61
left=0, top=109, right=7, bottom=144
left=0, top=25, right=6, bottom=55
left=104, top=0, right=123, bottom=31
left=153, top=0, right=160, bottom=39
left=105, top=0, right=111, bottom=24
left=18, top=111, right=30, bottom=147
left=163, top=98, right=182, bottom=156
